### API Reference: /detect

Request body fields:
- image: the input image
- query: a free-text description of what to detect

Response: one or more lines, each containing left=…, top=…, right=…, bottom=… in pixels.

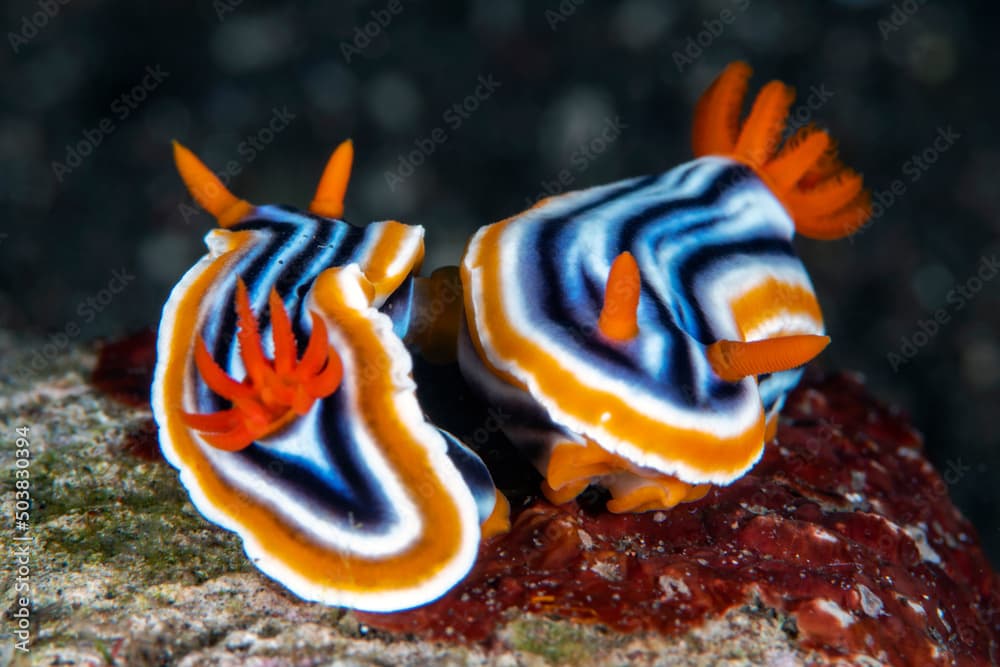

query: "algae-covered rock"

left=1, top=330, right=997, bottom=666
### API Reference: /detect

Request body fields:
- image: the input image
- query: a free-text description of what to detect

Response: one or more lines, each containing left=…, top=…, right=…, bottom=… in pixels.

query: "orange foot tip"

left=692, top=62, right=871, bottom=240
left=481, top=490, right=512, bottom=540
left=181, top=278, right=343, bottom=451
left=541, top=478, right=592, bottom=506
left=605, top=477, right=712, bottom=514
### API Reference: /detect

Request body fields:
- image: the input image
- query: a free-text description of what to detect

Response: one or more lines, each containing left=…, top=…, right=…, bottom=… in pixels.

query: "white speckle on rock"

left=591, top=560, right=622, bottom=582
left=867, top=513, right=902, bottom=534
left=902, top=597, right=926, bottom=616
left=814, top=599, right=855, bottom=627
left=857, top=584, right=883, bottom=618
left=903, top=523, right=942, bottom=564
left=224, top=630, right=257, bottom=650
left=652, top=511, right=667, bottom=523
left=897, top=446, right=922, bottom=460
left=933, top=521, right=960, bottom=549
left=658, top=575, right=691, bottom=601
left=766, top=652, right=802, bottom=667
left=577, top=529, right=595, bottom=550
left=739, top=502, right=770, bottom=515
left=810, top=527, right=839, bottom=543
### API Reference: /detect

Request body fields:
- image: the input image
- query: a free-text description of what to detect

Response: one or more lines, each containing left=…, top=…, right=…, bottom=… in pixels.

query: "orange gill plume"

left=692, top=61, right=871, bottom=240
left=181, top=279, right=343, bottom=451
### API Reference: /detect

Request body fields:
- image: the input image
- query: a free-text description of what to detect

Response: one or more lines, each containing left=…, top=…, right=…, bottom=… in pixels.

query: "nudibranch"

left=459, top=62, right=870, bottom=513
left=152, top=140, right=508, bottom=612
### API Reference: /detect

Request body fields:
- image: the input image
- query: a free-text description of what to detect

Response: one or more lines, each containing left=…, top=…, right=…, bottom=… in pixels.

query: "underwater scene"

left=1, top=1, right=998, bottom=665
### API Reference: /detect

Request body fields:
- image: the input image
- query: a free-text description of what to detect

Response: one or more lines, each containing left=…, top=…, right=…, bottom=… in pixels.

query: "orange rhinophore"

left=172, top=141, right=253, bottom=227
left=706, top=335, right=830, bottom=383
left=309, top=139, right=354, bottom=219
left=598, top=252, right=641, bottom=341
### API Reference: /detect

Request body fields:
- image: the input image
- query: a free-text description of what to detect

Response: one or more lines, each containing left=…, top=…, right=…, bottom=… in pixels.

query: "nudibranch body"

left=460, top=62, right=870, bottom=513
left=152, top=141, right=507, bottom=612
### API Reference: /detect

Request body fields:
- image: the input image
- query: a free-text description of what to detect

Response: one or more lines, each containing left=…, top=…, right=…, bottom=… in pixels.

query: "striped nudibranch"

left=459, top=62, right=871, bottom=514
left=152, top=140, right=509, bottom=612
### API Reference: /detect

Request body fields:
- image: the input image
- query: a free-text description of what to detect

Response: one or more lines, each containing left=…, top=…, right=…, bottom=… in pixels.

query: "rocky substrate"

left=0, top=329, right=997, bottom=666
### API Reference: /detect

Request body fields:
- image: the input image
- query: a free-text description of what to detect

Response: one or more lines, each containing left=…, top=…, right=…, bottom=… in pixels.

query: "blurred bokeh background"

left=1, top=0, right=997, bottom=563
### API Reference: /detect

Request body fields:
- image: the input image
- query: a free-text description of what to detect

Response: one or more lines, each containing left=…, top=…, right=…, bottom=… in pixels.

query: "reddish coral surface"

left=90, top=326, right=157, bottom=406
left=359, top=372, right=999, bottom=666
left=92, top=331, right=1000, bottom=666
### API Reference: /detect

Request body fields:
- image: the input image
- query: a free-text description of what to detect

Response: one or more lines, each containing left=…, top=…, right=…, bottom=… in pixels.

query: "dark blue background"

left=1, top=0, right=996, bottom=563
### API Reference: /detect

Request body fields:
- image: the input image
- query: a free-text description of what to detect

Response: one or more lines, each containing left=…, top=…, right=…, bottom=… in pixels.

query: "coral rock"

left=2, top=329, right=994, bottom=666
left=359, top=371, right=1000, bottom=666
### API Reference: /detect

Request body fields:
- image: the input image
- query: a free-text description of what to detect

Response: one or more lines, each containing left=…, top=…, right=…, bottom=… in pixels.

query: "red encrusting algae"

left=90, top=326, right=157, bottom=406
left=90, top=330, right=1000, bottom=665
left=358, top=373, right=1000, bottom=666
